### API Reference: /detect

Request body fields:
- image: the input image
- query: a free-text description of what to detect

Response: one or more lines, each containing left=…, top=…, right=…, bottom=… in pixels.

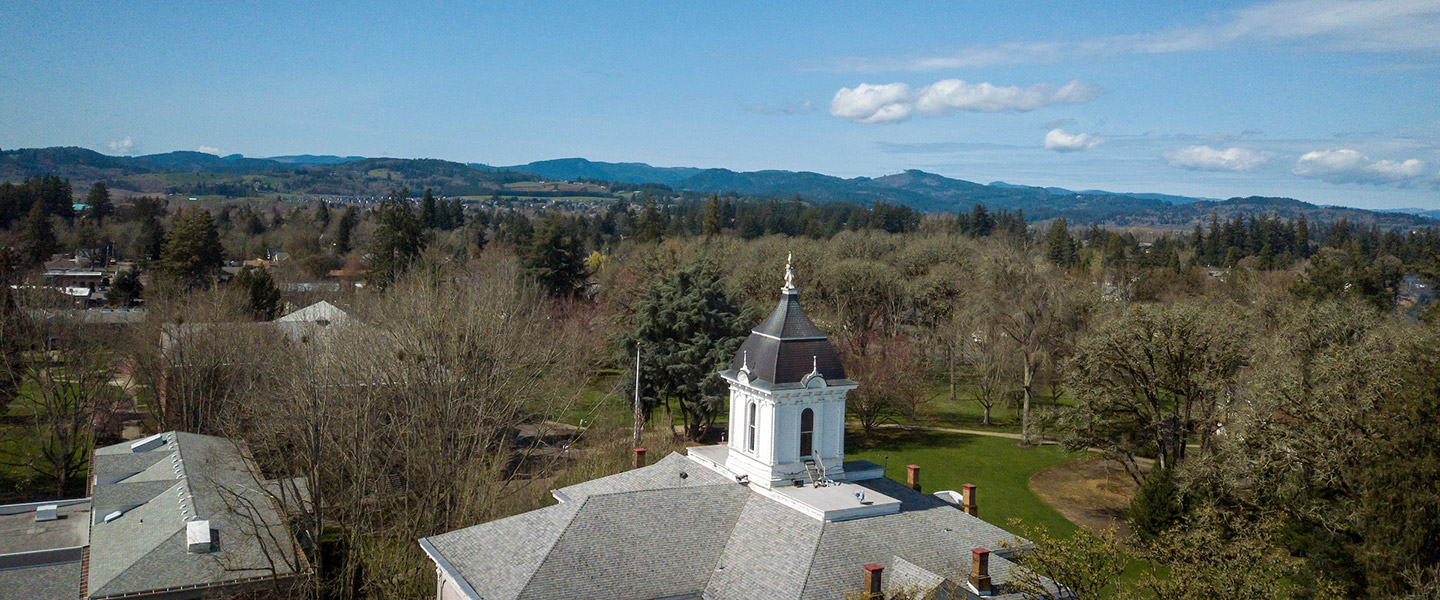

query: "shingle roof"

left=0, top=560, right=82, bottom=600
left=87, top=432, right=301, bottom=598
left=728, top=290, right=848, bottom=386
left=423, top=453, right=1049, bottom=600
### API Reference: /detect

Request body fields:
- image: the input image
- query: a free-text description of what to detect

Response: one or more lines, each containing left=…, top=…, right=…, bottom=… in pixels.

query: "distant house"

left=419, top=259, right=1057, bottom=600
left=0, top=432, right=309, bottom=600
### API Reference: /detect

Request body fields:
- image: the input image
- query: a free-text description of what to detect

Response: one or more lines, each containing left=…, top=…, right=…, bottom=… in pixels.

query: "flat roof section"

left=0, top=500, right=90, bottom=556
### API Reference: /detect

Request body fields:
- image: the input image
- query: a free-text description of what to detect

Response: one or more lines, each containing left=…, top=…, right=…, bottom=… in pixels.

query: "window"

left=747, top=402, right=757, bottom=453
left=799, top=408, right=814, bottom=458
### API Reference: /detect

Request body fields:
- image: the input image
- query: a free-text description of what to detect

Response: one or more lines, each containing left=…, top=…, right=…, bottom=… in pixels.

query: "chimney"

left=906, top=464, right=921, bottom=492
left=862, top=563, right=884, bottom=600
left=632, top=447, right=647, bottom=469
left=962, top=483, right=978, bottom=516
left=969, top=548, right=992, bottom=595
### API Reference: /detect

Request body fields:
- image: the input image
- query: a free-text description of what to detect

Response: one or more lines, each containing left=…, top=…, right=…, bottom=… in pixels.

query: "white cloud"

left=830, top=79, right=1099, bottom=124
left=1165, top=145, right=1271, bottom=171
left=829, top=83, right=914, bottom=124
left=107, top=136, right=135, bottom=154
left=1045, top=129, right=1105, bottom=152
left=198, top=146, right=221, bottom=155
left=1293, top=148, right=1426, bottom=184
left=915, top=80, right=1100, bottom=115
left=826, top=0, right=1440, bottom=71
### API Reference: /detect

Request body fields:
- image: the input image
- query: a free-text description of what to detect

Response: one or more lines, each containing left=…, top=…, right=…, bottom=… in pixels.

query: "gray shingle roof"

left=424, top=453, right=1049, bottom=600
left=87, top=432, right=301, bottom=599
left=0, top=560, right=82, bottom=600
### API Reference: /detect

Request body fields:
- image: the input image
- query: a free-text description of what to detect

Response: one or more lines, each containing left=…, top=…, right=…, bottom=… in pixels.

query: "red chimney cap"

left=972, top=547, right=990, bottom=556
left=863, top=563, right=884, bottom=573
left=962, top=483, right=977, bottom=490
left=907, top=464, right=920, bottom=470
left=633, top=447, right=646, bottom=453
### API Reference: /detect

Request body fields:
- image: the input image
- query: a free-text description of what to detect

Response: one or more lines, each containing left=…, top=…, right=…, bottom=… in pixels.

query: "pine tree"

left=86, top=182, right=112, bottom=224
left=447, top=198, right=465, bottom=230
left=624, top=259, right=750, bottom=440
left=232, top=266, right=282, bottom=320
left=159, top=208, right=224, bottom=288
left=419, top=189, right=438, bottom=229
left=1045, top=218, right=1076, bottom=267
left=521, top=214, right=589, bottom=298
left=1129, top=467, right=1182, bottom=542
left=19, top=199, right=56, bottom=265
left=364, top=189, right=424, bottom=289
left=314, top=201, right=331, bottom=229
left=335, top=206, right=358, bottom=254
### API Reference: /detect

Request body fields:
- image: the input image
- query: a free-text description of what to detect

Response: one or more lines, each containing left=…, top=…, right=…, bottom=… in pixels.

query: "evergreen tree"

left=314, top=201, right=331, bottom=229
left=19, top=199, right=56, bottom=265
left=364, top=189, right=424, bottom=289
left=702, top=194, right=723, bottom=236
left=159, top=208, right=224, bottom=288
left=1130, top=467, right=1182, bottom=542
left=335, top=206, right=358, bottom=254
left=419, top=189, right=439, bottom=229
left=447, top=198, right=465, bottom=230
left=624, top=259, right=750, bottom=440
left=520, top=214, right=589, bottom=298
left=139, top=218, right=166, bottom=264
left=970, top=204, right=994, bottom=237
left=1044, top=218, right=1077, bottom=267
left=231, top=266, right=282, bottom=320
left=85, top=182, right=112, bottom=224
left=108, top=269, right=143, bottom=307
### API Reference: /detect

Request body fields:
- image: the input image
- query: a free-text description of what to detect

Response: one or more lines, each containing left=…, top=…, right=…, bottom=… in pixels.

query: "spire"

left=782, top=251, right=796, bottom=293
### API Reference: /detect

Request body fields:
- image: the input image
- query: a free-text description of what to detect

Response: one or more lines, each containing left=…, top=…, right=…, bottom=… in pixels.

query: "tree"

left=335, top=205, right=358, bottom=254
left=19, top=199, right=56, bottom=265
left=625, top=259, right=749, bottom=440
left=419, top=188, right=439, bottom=229
left=159, top=208, right=224, bottom=288
left=232, top=266, right=282, bottom=320
left=314, top=201, right=331, bottom=229
left=1001, top=522, right=1128, bottom=600
left=364, top=189, right=424, bottom=289
left=521, top=214, right=589, bottom=298
left=975, top=243, right=1081, bottom=445
left=1, top=318, right=126, bottom=498
left=1043, top=218, right=1077, bottom=267
left=86, top=182, right=112, bottom=224
left=1061, top=301, right=1246, bottom=478
left=841, top=331, right=921, bottom=438
left=959, top=325, right=1015, bottom=427
left=1129, top=466, right=1182, bottom=542
left=108, top=269, right=143, bottom=307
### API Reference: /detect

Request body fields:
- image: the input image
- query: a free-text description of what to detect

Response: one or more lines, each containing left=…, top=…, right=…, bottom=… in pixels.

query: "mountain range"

left=1, top=147, right=1433, bottom=229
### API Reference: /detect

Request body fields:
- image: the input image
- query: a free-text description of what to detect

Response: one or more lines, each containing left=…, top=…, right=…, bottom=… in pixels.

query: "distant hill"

left=266, top=154, right=365, bottom=165
left=1, top=147, right=1432, bottom=229
left=497, top=157, right=703, bottom=186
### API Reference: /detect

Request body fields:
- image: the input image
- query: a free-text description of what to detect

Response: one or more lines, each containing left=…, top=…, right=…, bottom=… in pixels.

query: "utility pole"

left=633, top=349, right=642, bottom=449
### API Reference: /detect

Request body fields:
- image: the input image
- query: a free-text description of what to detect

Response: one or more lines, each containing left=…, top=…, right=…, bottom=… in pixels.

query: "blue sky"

left=2, top=0, right=1438, bottom=208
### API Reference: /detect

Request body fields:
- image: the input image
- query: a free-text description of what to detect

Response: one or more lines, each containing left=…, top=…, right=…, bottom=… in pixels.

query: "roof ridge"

left=514, top=494, right=589, bottom=596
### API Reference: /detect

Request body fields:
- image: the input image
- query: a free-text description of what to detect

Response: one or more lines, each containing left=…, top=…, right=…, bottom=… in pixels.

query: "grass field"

left=907, top=378, right=1076, bottom=435
left=846, top=428, right=1081, bottom=536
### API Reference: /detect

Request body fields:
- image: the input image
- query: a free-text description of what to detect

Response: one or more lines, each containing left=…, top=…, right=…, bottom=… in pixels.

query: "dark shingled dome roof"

left=731, top=290, right=846, bottom=385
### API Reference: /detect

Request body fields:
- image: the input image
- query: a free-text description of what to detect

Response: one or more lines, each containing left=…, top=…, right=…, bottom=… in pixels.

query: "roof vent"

left=103, top=510, right=123, bottom=523
left=131, top=434, right=166, bottom=453
left=35, top=504, right=58, bottom=522
left=186, top=520, right=213, bottom=553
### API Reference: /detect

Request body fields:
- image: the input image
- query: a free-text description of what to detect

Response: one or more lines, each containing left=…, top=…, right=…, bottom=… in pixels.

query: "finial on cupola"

left=783, top=251, right=796, bottom=293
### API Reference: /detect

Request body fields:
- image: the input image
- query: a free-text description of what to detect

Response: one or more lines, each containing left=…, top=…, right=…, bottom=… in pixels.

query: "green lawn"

left=846, top=428, right=1080, bottom=537
left=908, top=378, right=1075, bottom=435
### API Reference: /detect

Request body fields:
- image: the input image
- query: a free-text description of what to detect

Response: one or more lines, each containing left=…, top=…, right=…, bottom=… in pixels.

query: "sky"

left=2, top=0, right=1438, bottom=209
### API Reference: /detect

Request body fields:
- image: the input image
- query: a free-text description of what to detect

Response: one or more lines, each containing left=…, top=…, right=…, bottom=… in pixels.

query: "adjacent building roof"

left=87, top=432, right=301, bottom=599
left=421, top=453, right=1044, bottom=600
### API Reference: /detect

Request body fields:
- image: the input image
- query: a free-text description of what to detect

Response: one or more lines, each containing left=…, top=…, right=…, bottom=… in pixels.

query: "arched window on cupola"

left=747, top=402, right=757, bottom=453
left=799, top=408, right=815, bottom=458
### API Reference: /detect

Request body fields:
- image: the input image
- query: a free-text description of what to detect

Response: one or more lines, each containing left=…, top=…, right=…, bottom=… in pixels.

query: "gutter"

left=418, top=537, right=484, bottom=600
